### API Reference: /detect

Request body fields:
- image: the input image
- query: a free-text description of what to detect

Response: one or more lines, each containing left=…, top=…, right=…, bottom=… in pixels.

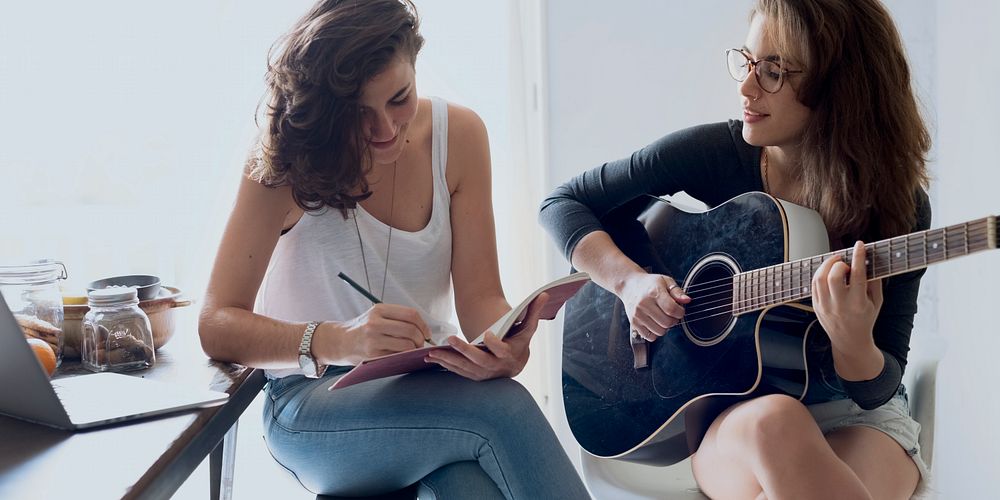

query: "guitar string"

left=667, top=230, right=990, bottom=300
left=683, top=237, right=990, bottom=317
left=672, top=218, right=991, bottom=296
left=662, top=235, right=991, bottom=324
left=670, top=234, right=991, bottom=313
left=685, top=235, right=989, bottom=309
left=678, top=224, right=991, bottom=296
left=613, top=218, right=994, bottom=328
left=679, top=260, right=984, bottom=325
left=685, top=230, right=989, bottom=293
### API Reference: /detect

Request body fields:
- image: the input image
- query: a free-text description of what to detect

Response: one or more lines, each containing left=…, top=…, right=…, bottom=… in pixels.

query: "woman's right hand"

left=335, top=304, right=432, bottom=364
left=619, top=273, right=691, bottom=342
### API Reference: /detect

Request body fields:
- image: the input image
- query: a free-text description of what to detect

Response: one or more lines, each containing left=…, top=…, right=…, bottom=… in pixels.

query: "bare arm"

left=570, top=230, right=647, bottom=296
left=199, top=175, right=340, bottom=367
left=446, top=105, right=511, bottom=339
left=427, top=104, right=551, bottom=380
left=570, top=230, right=690, bottom=341
left=198, top=175, right=428, bottom=368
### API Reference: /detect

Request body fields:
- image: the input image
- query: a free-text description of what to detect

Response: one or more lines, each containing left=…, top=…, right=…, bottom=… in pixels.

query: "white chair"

left=903, top=358, right=939, bottom=468
left=580, top=454, right=708, bottom=500
left=580, top=360, right=939, bottom=499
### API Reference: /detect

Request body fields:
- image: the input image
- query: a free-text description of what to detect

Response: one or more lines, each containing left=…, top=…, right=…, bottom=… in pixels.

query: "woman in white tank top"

left=198, top=1, right=587, bottom=498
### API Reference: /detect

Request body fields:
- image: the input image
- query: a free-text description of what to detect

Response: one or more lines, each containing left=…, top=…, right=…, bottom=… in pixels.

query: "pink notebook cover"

left=328, top=279, right=588, bottom=391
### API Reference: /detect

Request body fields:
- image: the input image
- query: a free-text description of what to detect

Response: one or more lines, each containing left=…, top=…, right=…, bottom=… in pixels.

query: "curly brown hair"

left=248, top=0, right=424, bottom=212
left=753, top=0, right=930, bottom=240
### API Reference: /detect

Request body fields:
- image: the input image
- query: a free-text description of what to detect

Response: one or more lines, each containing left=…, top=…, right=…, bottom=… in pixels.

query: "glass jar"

left=81, top=287, right=155, bottom=372
left=0, top=260, right=67, bottom=367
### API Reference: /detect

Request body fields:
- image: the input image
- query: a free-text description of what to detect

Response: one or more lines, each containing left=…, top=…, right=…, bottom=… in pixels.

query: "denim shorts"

left=806, top=385, right=931, bottom=497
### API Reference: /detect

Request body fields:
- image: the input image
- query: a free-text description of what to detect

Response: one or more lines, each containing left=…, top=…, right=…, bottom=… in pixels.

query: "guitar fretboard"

left=733, top=216, right=997, bottom=314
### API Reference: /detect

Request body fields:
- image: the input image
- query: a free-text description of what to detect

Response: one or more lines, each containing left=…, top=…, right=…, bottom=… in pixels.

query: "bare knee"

left=717, top=394, right=817, bottom=456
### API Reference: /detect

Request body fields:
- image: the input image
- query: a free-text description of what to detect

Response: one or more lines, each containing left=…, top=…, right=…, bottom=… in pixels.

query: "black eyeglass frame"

left=725, top=48, right=804, bottom=94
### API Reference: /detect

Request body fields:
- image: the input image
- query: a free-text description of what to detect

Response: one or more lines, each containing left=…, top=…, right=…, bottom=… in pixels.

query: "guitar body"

left=563, top=192, right=839, bottom=465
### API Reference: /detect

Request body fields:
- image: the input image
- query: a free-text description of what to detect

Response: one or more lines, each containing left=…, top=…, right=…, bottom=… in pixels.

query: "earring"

left=752, top=94, right=760, bottom=102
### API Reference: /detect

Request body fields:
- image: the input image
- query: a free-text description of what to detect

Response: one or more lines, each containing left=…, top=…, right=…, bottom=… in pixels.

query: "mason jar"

left=81, top=287, right=155, bottom=372
left=0, top=260, right=67, bottom=367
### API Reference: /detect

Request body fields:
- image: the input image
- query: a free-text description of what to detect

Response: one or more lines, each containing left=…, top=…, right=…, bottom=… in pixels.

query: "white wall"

left=0, top=0, right=519, bottom=308
left=541, top=0, right=999, bottom=495
left=931, top=2, right=1000, bottom=497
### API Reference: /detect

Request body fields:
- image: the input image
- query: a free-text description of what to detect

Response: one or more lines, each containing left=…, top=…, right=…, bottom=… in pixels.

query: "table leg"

left=210, top=422, right=239, bottom=500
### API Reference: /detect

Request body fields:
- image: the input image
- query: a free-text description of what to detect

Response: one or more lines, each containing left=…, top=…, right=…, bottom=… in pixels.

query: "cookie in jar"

left=0, top=260, right=67, bottom=367
left=81, top=287, right=155, bottom=372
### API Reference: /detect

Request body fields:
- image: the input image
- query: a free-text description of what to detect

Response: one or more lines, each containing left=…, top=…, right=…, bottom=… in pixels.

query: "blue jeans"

left=263, top=368, right=589, bottom=499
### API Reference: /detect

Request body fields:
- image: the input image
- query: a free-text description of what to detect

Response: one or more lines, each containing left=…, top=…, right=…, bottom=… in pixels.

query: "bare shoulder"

left=444, top=102, right=491, bottom=193
left=236, top=174, right=300, bottom=229
left=447, top=102, right=489, bottom=143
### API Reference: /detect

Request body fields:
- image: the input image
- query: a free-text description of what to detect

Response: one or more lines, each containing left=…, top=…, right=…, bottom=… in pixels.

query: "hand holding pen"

left=338, top=272, right=436, bottom=348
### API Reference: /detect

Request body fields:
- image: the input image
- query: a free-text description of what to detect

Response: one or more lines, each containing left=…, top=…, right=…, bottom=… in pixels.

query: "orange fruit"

left=27, top=338, right=57, bottom=377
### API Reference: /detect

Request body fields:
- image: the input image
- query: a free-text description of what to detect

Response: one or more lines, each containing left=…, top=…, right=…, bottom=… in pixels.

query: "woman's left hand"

left=425, top=293, right=549, bottom=381
left=812, top=241, right=884, bottom=354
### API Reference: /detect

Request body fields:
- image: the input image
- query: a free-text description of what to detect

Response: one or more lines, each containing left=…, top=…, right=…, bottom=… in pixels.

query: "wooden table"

left=0, top=309, right=266, bottom=500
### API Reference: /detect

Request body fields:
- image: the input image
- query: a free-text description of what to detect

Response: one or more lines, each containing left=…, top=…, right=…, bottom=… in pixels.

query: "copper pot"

left=62, top=286, right=191, bottom=358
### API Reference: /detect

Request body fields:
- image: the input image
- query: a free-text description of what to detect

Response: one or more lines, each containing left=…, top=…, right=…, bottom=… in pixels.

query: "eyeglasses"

left=726, top=48, right=803, bottom=94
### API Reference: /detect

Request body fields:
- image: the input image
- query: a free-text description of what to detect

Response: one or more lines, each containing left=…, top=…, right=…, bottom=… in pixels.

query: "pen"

left=336, top=271, right=436, bottom=346
left=337, top=272, right=381, bottom=304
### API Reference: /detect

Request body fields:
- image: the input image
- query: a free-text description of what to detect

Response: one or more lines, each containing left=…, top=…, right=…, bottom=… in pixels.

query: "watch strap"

left=298, top=321, right=327, bottom=378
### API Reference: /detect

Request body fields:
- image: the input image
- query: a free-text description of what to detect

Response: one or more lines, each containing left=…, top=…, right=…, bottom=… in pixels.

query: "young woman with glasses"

left=541, top=0, right=930, bottom=498
left=199, top=0, right=588, bottom=497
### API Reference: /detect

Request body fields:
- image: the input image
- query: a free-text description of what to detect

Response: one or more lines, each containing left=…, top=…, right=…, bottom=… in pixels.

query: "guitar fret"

left=940, top=227, right=949, bottom=259
left=921, top=231, right=928, bottom=268
left=725, top=216, right=994, bottom=315
left=907, top=234, right=919, bottom=272
left=928, top=228, right=944, bottom=264
left=757, top=269, right=763, bottom=310
left=781, top=263, right=789, bottom=303
left=744, top=271, right=750, bottom=312
left=765, top=266, right=773, bottom=307
left=962, top=222, right=969, bottom=255
left=770, top=266, right=775, bottom=305
left=734, top=273, right=741, bottom=314
left=896, top=236, right=906, bottom=275
left=792, top=260, right=804, bottom=299
left=777, top=264, right=784, bottom=304
left=875, top=240, right=889, bottom=279
left=746, top=271, right=753, bottom=312
left=800, top=260, right=808, bottom=298
left=865, top=243, right=874, bottom=279
left=754, top=270, right=759, bottom=309
left=768, top=266, right=775, bottom=306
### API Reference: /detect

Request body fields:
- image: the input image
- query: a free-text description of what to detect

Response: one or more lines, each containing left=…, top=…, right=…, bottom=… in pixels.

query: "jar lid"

left=87, top=287, right=139, bottom=306
left=0, top=260, right=68, bottom=285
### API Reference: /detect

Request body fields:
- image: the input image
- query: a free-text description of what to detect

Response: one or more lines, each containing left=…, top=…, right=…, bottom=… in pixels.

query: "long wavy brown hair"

left=248, top=0, right=424, bottom=212
left=753, top=0, right=930, bottom=240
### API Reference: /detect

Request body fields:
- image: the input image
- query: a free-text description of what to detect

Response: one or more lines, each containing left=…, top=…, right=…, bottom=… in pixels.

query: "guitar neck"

left=734, top=215, right=997, bottom=314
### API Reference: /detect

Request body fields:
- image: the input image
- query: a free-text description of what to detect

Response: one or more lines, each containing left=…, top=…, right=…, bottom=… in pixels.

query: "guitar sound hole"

left=683, top=258, right=736, bottom=345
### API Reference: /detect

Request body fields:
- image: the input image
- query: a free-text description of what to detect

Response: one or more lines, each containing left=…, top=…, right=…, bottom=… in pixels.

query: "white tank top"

left=258, top=97, right=456, bottom=378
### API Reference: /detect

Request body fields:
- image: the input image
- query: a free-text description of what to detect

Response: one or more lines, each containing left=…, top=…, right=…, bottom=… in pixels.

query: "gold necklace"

left=353, top=160, right=397, bottom=302
left=761, top=148, right=770, bottom=193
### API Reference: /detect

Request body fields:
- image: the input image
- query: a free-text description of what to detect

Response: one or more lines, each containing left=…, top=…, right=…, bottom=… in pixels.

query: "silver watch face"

left=298, top=353, right=316, bottom=376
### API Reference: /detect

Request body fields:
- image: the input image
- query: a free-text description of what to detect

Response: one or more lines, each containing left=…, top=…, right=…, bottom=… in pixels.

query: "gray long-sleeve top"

left=539, top=120, right=930, bottom=410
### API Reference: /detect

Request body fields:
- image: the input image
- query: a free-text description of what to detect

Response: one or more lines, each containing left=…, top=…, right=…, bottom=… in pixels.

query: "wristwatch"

left=297, top=321, right=327, bottom=378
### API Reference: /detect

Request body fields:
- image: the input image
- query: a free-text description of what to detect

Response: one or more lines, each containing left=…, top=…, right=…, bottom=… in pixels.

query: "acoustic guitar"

left=561, top=191, right=996, bottom=465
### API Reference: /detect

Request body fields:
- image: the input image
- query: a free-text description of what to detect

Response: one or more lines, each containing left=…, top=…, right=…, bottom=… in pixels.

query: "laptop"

left=0, top=296, right=229, bottom=430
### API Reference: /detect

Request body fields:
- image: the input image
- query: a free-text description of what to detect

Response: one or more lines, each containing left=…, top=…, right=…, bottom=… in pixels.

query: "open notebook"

left=329, top=272, right=590, bottom=391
